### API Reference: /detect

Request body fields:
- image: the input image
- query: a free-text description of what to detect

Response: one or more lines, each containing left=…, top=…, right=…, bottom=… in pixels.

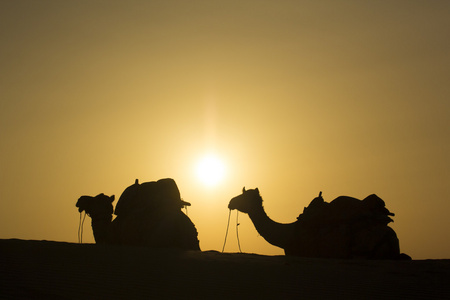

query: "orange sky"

left=1, top=1, right=449, bottom=259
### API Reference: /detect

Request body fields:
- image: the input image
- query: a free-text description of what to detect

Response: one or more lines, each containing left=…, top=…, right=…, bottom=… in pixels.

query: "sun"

left=195, top=154, right=226, bottom=187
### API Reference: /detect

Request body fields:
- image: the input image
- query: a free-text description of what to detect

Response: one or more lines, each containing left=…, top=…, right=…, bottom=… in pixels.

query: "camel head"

left=228, top=187, right=263, bottom=214
left=76, top=193, right=115, bottom=217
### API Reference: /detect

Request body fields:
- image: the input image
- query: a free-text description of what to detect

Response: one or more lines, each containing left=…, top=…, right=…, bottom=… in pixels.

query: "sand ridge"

left=1, top=239, right=449, bottom=299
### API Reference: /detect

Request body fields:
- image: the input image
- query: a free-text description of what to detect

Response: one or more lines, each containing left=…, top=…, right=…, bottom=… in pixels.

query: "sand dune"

left=1, top=239, right=449, bottom=299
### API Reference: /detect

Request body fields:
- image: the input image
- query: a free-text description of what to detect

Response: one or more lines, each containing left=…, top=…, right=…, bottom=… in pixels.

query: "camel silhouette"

left=76, top=178, right=200, bottom=250
left=229, top=187, right=410, bottom=259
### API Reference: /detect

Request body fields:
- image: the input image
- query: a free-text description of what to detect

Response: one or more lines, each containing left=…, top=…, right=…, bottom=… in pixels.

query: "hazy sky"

left=1, top=1, right=449, bottom=259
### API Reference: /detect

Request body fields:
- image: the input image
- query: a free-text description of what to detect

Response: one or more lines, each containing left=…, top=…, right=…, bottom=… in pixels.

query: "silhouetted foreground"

left=76, top=178, right=200, bottom=250
left=229, top=188, right=410, bottom=259
left=1, top=239, right=449, bottom=299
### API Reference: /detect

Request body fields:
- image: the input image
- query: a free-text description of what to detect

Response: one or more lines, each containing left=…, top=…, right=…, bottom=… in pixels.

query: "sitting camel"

left=76, top=178, right=200, bottom=250
left=228, top=188, right=410, bottom=259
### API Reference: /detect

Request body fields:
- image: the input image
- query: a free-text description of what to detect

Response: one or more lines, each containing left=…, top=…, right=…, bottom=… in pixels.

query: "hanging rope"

left=236, top=211, right=242, bottom=253
left=221, top=209, right=232, bottom=252
left=222, top=209, right=243, bottom=253
left=78, top=211, right=86, bottom=244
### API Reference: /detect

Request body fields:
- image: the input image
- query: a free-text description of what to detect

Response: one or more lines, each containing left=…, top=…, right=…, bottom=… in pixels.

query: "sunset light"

left=1, top=1, right=449, bottom=262
left=195, top=154, right=226, bottom=187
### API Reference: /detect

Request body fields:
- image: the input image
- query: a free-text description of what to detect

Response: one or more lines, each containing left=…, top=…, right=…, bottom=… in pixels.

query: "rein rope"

left=222, top=209, right=231, bottom=252
left=222, top=209, right=242, bottom=253
left=78, top=211, right=86, bottom=244
left=236, top=211, right=242, bottom=253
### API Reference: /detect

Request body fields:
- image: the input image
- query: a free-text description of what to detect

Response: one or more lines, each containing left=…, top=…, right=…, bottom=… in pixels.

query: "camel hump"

left=114, top=178, right=190, bottom=217
left=302, top=192, right=326, bottom=211
left=297, top=192, right=329, bottom=222
left=298, top=194, right=395, bottom=226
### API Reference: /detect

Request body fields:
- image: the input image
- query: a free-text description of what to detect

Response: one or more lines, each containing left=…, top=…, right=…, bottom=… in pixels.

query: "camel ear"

left=110, top=195, right=115, bottom=202
left=242, top=187, right=246, bottom=193
left=255, top=188, right=259, bottom=194
left=135, top=179, right=139, bottom=185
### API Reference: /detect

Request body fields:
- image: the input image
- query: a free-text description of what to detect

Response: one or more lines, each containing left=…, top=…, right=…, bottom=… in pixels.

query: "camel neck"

left=90, top=214, right=112, bottom=244
left=247, top=204, right=295, bottom=250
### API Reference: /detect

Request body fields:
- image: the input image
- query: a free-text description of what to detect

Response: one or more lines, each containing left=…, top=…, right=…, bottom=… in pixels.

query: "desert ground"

left=1, top=239, right=449, bottom=299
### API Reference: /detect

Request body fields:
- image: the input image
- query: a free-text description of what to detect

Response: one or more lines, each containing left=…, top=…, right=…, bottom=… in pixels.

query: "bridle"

left=221, top=209, right=242, bottom=253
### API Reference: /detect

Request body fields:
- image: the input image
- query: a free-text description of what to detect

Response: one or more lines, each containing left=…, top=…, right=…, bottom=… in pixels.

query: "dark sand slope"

left=1, top=239, right=449, bottom=299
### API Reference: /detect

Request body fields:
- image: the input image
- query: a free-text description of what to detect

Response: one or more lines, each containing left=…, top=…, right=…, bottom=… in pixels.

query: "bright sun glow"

left=195, top=155, right=226, bottom=187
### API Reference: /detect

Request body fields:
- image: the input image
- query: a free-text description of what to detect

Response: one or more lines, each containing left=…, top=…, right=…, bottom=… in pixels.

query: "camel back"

left=297, top=194, right=395, bottom=227
left=291, top=193, right=400, bottom=259
left=114, top=178, right=189, bottom=217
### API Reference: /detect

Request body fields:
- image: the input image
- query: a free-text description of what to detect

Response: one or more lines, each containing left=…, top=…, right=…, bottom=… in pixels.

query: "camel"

left=76, top=178, right=200, bottom=250
left=228, top=187, right=410, bottom=259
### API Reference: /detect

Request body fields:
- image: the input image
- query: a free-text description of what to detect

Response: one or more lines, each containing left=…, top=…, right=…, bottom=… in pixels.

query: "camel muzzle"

left=228, top=198, right=237, bottom=210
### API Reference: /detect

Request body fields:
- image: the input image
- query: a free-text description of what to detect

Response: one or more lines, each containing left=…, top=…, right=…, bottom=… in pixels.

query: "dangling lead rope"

left=236, top=211, right=242, bottom=253
left=222, top=209, right=243, bottom=253
left=78, top=211, right=86, bottom=244
left=222, top=209, right=232, bottom=252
